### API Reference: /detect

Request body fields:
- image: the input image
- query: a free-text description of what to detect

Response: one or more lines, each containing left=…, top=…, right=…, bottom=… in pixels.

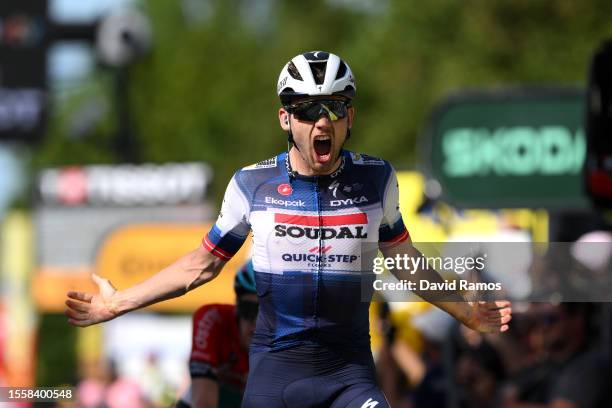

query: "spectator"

left=503, top=303, right=612, bottom=408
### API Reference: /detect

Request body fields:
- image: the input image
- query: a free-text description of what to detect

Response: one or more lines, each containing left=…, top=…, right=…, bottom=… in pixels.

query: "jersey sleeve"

left=378, top=165, right=410, bottom=247
left=189, top=306, right=222, bottom=380
left=202, top=174, right=250, bottom=261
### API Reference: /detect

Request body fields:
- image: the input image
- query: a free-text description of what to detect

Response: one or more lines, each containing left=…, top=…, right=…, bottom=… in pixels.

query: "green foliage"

left=34, top=0, right=612, bottom=202
left=36, top=314, right=77, bottom=386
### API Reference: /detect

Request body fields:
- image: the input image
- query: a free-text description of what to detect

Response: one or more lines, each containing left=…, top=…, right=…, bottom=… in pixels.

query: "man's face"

left=279, top=97, right=354, bottom=175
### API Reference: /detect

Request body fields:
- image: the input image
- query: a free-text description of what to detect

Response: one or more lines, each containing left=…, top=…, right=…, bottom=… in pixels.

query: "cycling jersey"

left=178, top=304, right=248, bottom=408
left=203, top=150, right=409, bottom=353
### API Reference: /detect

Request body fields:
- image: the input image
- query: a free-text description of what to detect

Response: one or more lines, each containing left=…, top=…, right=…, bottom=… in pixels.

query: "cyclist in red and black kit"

left=176, top=261, right=257, bottom=408
left=66, top=51, right=512, bottom=408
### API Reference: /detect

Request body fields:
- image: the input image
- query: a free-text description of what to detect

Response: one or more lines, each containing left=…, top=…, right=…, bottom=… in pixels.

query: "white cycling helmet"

left=277, top=51, right=356, bottom=105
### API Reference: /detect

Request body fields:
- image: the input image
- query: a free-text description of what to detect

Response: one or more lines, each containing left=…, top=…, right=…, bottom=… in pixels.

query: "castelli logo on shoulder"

left=277, top=183, right=293, bottom=196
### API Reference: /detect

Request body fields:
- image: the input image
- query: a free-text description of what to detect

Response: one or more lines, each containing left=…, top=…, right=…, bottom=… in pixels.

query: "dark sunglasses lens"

left=327, top=101, right=348, bottom=118
left=291, top=101, right=348, bottom=121
left=293, top=103, right=322, bottom=121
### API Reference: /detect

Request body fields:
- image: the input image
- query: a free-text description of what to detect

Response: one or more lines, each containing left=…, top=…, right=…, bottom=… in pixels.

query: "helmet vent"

left=287, top=62, right=303, bottom=81
left=336, top=61, right=347, bottom=79
left=310, top=61, right=327, bottom=85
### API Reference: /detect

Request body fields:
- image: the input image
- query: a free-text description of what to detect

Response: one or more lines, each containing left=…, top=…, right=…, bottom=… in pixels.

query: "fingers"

left=67, top=291, right=93, bottom=303
left=64, top=306, right=88, bottom=321
left=485, top=313, right=512, bottom=325
left=482, top=307, right=512, bottom=319
left=66, top=276, right=115, bottom=328
left=473, top=300, right=513, bottom=333
left=477, top=301, right=512, bottom=321
left=67, top=317, right=92, bottom=327
left=65, top=295, right=94, bottom=326
left=66, top=299, right=89, bottom=313
left=478, top=300, right=511, bottom=310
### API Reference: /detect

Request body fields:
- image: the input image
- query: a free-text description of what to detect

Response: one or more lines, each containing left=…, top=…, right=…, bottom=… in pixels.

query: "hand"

left=461, top=300, right=512, bottom=333
left=65, top=274, right=119, bottom=327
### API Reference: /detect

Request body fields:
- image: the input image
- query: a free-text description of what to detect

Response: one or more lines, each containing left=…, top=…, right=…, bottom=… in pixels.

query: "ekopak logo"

left=277, top=183, right=293, bottom=196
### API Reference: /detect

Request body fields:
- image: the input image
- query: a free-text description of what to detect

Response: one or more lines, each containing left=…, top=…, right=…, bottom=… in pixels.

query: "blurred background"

left=1, top=0, right=612, bottom=407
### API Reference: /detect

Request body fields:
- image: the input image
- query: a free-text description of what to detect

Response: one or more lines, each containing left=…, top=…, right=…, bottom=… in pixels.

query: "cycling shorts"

left=242, top=343, right=389, bottom=408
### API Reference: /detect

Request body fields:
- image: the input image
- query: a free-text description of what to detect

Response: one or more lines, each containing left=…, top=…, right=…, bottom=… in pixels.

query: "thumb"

left=91, top=274, right=117, bottom=296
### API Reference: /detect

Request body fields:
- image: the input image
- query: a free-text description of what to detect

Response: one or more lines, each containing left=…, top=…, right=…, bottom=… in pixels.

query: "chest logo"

left=274, top=213, right=368, bottom=240
left=277, top=183, right=293, bottom=196
left=330, top=196, right=368, bottom=207
left=329, top=180, right=340, bottom=197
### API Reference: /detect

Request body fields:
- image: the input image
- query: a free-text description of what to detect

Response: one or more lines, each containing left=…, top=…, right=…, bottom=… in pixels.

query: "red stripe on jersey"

left=380, top=228, right=410, bottom=249
left=388, top=228, right=410, bottom=243
left=274, top=213, right=368, bottom=226
left=202, top=236, right=233, bottom=261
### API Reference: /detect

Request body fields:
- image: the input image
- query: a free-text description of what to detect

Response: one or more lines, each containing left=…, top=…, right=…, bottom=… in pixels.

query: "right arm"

left=66, top=173, right=251, bottom=327
left=65, top=246, right=226, bottom=327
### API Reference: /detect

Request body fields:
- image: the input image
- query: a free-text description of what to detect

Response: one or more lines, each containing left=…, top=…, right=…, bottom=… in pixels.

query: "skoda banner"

left=423, top=87, right=588, bottom=209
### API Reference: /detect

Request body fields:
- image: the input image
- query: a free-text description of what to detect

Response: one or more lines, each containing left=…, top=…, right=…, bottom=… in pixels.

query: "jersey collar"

left=284, top=150, right=348, bottom=181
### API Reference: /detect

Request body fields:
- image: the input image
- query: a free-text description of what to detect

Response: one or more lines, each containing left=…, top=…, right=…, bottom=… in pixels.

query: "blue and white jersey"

left=203, top=150, right=409, bottom=352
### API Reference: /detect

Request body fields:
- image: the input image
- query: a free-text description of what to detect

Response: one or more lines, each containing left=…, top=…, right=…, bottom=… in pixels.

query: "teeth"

left=314, top=136, right=331, bottom=141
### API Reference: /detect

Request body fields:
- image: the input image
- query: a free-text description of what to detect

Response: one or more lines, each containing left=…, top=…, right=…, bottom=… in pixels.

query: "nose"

left=314, top=112, right=333, bottom=129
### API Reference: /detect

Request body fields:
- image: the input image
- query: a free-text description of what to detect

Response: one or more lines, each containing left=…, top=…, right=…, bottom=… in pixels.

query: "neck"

left=288, top=146, right=342, bottom=177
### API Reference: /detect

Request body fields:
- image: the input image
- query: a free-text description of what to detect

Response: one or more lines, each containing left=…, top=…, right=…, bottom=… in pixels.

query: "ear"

left=279, top=108, right=290, bottom=131
left=347, top=106, right=355, bottom=129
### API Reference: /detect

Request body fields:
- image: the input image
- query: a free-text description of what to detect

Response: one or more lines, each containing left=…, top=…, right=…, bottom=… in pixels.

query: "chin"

left=312, top=162, right=333, bottom=173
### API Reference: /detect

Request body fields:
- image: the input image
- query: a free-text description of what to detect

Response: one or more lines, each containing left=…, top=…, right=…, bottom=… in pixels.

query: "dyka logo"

left=277, top=183, right=293, bottom=196
left=330, top=196, right=368, bottom=207
left=360, top=398, right=379, bottom=408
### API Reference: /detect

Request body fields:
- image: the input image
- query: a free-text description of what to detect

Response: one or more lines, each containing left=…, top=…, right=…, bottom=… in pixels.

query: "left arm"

left=381, top=240, right=512, bottom=333
left=377, top=164, right=511, bottom=333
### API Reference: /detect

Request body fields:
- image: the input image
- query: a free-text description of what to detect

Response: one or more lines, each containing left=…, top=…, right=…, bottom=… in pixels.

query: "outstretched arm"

left=381, top=240, right=512, bottom=333
left=65, top=246, right=225, bottom=327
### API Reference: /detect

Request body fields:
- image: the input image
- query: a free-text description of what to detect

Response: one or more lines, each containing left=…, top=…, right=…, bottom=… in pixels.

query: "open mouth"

left=313, top=138, right=332, bottom=162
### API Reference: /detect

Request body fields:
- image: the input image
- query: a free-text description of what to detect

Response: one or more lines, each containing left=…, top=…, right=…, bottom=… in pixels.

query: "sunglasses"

left=286, top=100, right=350, bottom=122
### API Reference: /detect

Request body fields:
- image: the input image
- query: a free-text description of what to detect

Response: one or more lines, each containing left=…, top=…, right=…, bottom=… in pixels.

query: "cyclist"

left=66, top=51, right=512, bottom=408
left=176, top=260, right=258, bottom=408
